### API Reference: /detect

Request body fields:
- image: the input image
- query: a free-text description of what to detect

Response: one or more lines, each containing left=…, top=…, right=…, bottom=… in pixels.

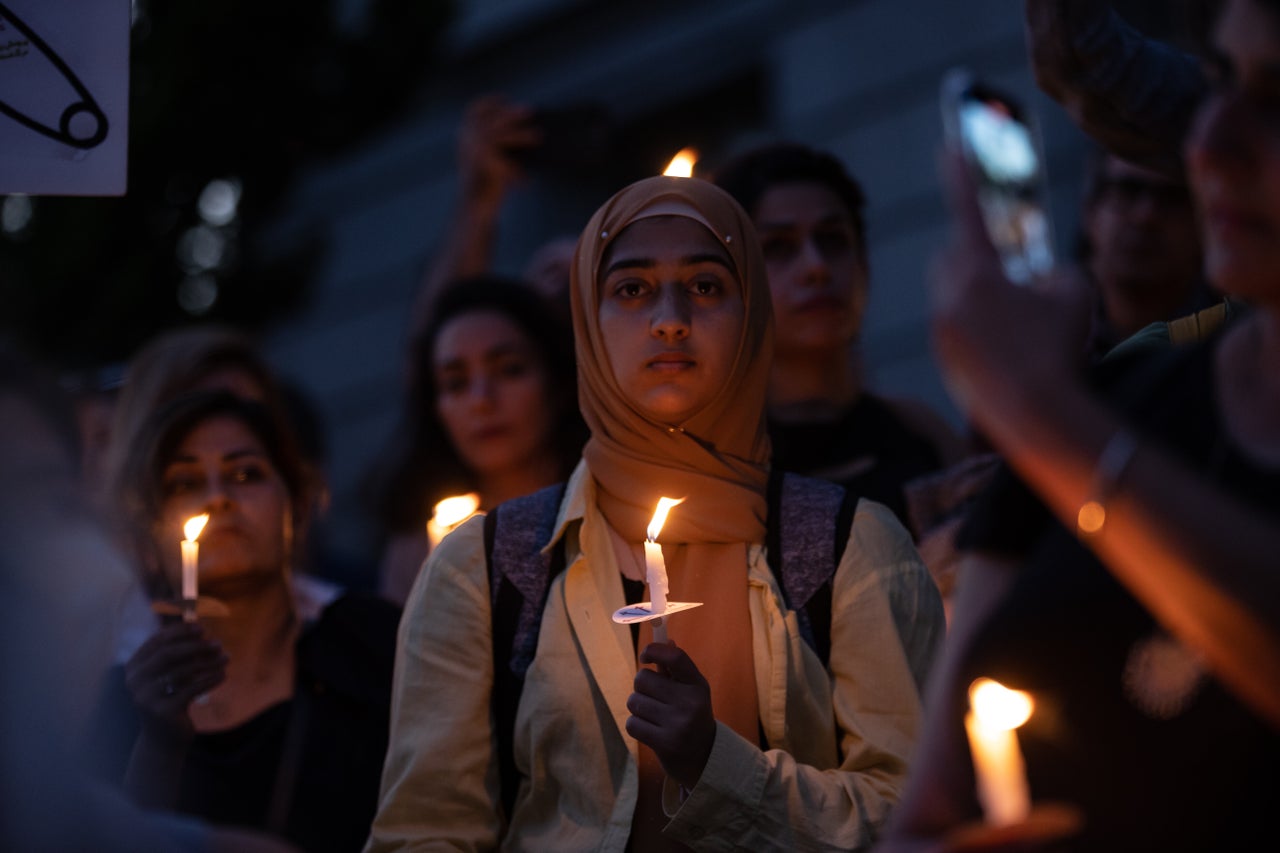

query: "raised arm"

left=408, top=95, right=540, bottom=342
left=931, top=150, right=1280, bottom=730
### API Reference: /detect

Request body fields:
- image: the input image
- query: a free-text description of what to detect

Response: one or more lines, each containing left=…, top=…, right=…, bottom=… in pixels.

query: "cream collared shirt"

left=367, top=463, right=943, bottom=852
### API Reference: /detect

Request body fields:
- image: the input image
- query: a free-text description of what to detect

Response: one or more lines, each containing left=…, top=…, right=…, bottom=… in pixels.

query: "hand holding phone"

left=940, top=68, right=1054, bottom=285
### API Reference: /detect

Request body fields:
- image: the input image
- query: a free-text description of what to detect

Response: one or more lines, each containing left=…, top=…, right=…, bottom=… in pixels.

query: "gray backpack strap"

left=484, top=482, right=566, bottom=819
left=488, top=484, right=565, bottom=676
left=766, top=470, right=856, bottom=666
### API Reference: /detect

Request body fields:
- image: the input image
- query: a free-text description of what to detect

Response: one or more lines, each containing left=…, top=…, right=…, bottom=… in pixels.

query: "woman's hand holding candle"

left=626, top=641, right=716, bottom=788
left=124, top=621, right=228, bottom=731
left=610, top=498, right=701, bottom=634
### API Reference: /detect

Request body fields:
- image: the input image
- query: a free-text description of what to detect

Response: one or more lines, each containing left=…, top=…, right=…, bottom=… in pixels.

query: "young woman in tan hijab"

left=367, top=176, right=943, bottom=851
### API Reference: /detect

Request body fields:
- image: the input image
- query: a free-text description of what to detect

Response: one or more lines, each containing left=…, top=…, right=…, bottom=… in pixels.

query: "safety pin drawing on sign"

left=0, top=2, right=108, bottom=149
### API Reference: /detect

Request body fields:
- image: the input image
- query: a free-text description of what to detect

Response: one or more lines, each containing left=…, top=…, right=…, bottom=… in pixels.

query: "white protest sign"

left=0, top=1, right=128, bottom=195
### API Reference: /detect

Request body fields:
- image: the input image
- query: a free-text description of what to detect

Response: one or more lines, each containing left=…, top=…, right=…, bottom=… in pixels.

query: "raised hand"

left=457, top=94, right=541, bottom=208
left=930, top=148, right=1089, bottom=439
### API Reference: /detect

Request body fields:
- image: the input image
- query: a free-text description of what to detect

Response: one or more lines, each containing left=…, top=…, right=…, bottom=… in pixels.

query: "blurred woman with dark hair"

left=368, top=275, right=588, bottom=605
left=93, top=391, right=399, bottom=853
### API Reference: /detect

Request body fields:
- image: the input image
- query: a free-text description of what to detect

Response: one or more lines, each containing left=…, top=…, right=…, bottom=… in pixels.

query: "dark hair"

left=711, top=142, right=869, bottom=263
left=121, top=390, right=314, bottom=595
left=104, top=325, right=291, bottom=500
left=367, top=275, right=587, bottom=532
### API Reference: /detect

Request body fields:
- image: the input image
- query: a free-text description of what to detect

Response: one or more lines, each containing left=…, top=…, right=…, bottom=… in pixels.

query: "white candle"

left=965, top=678, right=1033, bottom=827
left=427, top=493, right=481, bottom=551
left=181, top=514, right=209, bottom=622
left=643, top=540, right=667, bottom=614
left=645, top=497, right=683, bottom=643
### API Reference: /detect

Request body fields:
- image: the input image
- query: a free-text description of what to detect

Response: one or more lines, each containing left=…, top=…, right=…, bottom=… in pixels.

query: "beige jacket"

left=367, top=464, right=943, bottom=852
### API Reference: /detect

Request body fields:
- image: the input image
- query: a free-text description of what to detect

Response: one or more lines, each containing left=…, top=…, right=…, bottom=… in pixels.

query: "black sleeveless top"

left=88, top=593, right=400, bottom=853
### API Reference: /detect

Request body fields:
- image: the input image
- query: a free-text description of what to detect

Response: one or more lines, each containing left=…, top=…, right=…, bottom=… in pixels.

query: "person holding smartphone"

left=880, top=2, right=1280, bottom=849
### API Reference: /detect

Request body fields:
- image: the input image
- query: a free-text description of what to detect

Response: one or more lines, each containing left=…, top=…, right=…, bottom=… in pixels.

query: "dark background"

left=0, top=0, right=452, bottom=368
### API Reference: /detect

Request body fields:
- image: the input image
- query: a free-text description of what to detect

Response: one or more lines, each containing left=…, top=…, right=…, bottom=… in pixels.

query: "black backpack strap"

left=766, top=469, right=858, bottom=666
left=484, top=482, right=567, bottom=821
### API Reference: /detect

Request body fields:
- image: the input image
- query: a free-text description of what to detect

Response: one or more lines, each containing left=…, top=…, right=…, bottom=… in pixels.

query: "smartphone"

left=940, top=68, right=1054, bottom=284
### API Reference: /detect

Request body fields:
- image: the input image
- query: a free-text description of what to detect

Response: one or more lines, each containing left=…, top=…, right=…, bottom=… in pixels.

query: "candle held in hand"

left=965, top=677, right=1034, bottom=827
left=645, top=497, right=683, bottom=643
left=181, top=514, right=209, bottom=622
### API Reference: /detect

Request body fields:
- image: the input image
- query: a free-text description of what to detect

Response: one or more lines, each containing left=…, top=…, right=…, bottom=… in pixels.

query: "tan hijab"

left=570, top=175, right=774, bottom=545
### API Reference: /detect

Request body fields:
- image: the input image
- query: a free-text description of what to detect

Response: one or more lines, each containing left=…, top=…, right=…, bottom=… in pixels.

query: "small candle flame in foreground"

left=662, top=147, right=698, bottom=177
left=965, top=677, right=1034, bottom=827
left=433, top=494, right=481, bottom=529
left=184, top=513, right=209, bottom=542
left=427, top=493, right=481, bottom=551
left=647, top=497, right=685, bottom=542
left=969, top=678, right=1034, bottom=731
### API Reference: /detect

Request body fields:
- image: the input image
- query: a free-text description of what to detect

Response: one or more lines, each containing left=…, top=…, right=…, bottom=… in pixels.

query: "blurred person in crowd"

left=104, top=325, right=344, bottom=660
left=712, top=142, right=967, bottom=535
left=90, top=391, right=399, bottom=853
left=366, top=176, right=943, bottom=851
left=908, top=0, right=1218, bottom=621
left=1076, top=148, right=1215, bottom=361
left=882, top=1, right=1280, bottom=849
left=366, top=275, right=588, bottom=606
left=1027, top=0, right=1245, bottom=365
left=60, top=360, right=127, bottom=497
left=0, top=341, right=294, bottom=852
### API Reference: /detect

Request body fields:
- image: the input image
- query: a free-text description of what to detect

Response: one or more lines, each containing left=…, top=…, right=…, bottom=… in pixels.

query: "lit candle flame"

left=662, top=147, right=698, bottom=177
left=966, top=677, right=1034, bottom=826
left=969, top=678, right=1034, bottom=731
left=433, top=494, right=480, bottom=529
left=647, top=497, right=685, bottom=542
left=427, top=493, right=482, bottom=551
left=184, top=513, right=209, bottom=542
